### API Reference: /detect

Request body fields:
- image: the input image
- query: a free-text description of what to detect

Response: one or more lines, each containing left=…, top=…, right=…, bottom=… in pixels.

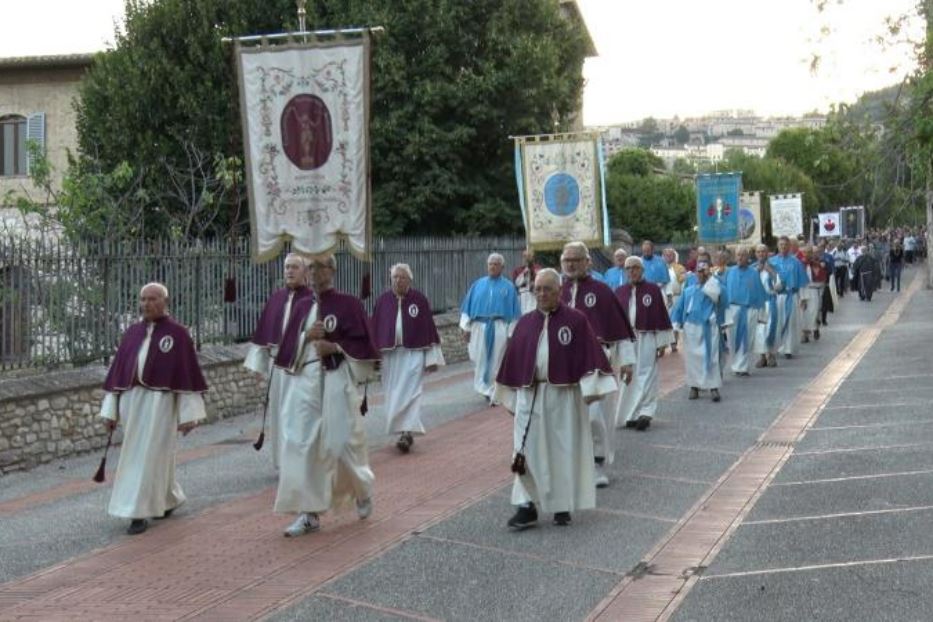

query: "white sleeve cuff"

left=177, top=392, right=207, bottom=425
left=579, top=372, right=619, bottom=401
left=99, top=392, right=118, bottom=421
left=425, top=344, right=446, bottom=368
left=243, top=345, right=271, bottom=375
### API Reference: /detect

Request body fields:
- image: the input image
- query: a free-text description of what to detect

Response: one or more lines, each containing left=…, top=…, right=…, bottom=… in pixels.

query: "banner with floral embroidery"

left=514, top=134, right=609, bottom=251
left=237, top=37, right=371, bottom=262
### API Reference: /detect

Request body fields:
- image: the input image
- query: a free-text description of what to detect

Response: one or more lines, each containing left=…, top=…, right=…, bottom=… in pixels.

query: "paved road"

left=0, top=268, right=927, bottom=621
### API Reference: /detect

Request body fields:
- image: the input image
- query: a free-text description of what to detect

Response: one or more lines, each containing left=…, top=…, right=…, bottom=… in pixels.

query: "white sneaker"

left=284, top=512, right=320, bottom=537
left=594, top=464, right=610, bottom=489
left=356, top=497, right=373, bottom=520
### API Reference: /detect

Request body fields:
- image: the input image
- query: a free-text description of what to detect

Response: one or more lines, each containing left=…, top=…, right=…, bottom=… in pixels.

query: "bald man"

left=100, top=283, right=208, bottom=535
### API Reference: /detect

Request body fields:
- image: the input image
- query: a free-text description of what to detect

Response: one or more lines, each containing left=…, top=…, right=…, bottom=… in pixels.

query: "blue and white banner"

left=697, top=173, right=742, bottom=244
left=514, top=133, right=609, bottom=251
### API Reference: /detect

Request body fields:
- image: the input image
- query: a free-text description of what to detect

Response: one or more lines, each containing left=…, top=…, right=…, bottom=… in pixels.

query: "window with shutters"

left=0, top=115, right=27, bottom=177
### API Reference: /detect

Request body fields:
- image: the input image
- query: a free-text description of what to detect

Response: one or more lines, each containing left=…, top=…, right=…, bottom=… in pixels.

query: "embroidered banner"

left=769, top=194, right=804, bottom=238
left=738, top=191, right=762, bottom=246
left=237, top=37, right=371, bottom=262
left=515, top=134, right=609, bottom=251
left=818, top=212, right=841, bottom=237
left=697, top=173, right=742, bottom=244
left=839, top=206, right=865, bottom=239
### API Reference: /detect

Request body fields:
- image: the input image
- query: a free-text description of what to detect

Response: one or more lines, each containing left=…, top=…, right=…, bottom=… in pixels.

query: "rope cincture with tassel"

left=510, top=383, right=539, bottom=476
left=254, top=369, right=275, bottom=451
left=93, top=427, right=115, bottom=483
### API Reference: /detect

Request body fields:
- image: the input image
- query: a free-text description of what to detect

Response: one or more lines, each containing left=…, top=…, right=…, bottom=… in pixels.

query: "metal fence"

left=0, top=235, right=525, bottom=371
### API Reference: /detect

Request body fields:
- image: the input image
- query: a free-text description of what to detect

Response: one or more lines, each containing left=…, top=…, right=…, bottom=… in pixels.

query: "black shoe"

left=813, top=329, right=820, bottom=341
left=688, top=387, right=699, bottom=399
left=635, top=416, right=651, bottom=431
left=624, top=421, right=637, bottom=429
left=784, top=353, right=792, bottom=359
left=127, top=519, right=148, bottom=535
left=507, top=504, right=538, bottom=530
left=396, top=433, right=412, bottom=453
left=711, top=389, right=721, bottom=402
left=154, top=508, right=175, bottom=520
left=553, top=512, right=572, bottom=526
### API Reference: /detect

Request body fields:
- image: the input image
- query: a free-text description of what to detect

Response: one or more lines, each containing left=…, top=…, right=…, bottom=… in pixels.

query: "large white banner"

left=516, top=135, right=608, bottom=251
left=237, top=39, right=371, bottom=262
left=769, top=194, right=803, bottom=238
left=818, top=212, right=841, bottom=237
left=738, top=191, right=762, bottom=245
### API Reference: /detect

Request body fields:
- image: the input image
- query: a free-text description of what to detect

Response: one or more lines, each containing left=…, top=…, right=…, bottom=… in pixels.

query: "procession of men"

left=96, top=232, right=875, bottom=537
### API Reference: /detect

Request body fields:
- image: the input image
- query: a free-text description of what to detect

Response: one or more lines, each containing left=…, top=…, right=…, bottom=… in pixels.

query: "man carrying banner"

left=371, top=263, right=445, bottom=453
left=273, top=255, right=380, bottom=537
left=604, top=248, right=629, bottom=290
left=560, top=242, right=636, bottom=488
left=725, top=246, right=768, bottom=376
left=461, top=253, right=522, bottom=402
left=496, top=268, right=617, bottom=530
left=768, top=236, right=809, bottom=359
left=670, top=261, right=727, bottom=402
left=754, top=244, right=782, bottom=369
left=615, top=257, right=674, bottom=431
left=243, top=253, right=313, bottom=467
left=100, top=283, right=208, bottom=535
left=511, top=248, right=541, bottom=315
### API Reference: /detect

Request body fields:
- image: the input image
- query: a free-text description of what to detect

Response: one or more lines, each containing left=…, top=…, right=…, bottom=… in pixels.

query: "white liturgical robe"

left=494, top=318, right=616, bottom=514
left=274, top=302, right=375, bottom=515
left=383, top=299, right=445, bottom=435
left=100, top=323, right=207, bottom=519
left=615, top=291, right=673, bottom=427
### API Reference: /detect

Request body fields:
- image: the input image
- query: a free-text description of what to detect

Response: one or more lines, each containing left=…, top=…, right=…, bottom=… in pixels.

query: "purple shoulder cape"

left=496, top=303, right=612, bottom=388
left=103, top=316, right=207, bottom=393
left=371, top=288, right=440, bottom=351
left=561, top=276, right=635, bottom=343
left=251, top=286, right=313, bottom=347
left=275, top=288, right=380, bottom=371
left=615, top=281, right=673, bottom=331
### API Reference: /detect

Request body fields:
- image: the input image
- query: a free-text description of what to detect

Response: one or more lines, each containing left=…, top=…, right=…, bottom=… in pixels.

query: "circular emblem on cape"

left=281, top=94, right=333, bottom=171
left=323, top=314, right=338, bottom=333
left=543, top=172, right=581, bottom=216
left=642, top=294, right=653, bottom=307
left=408, top=303, right=420, bottom=318
left=584, top=292, right=597, bottom=308
left=557, top=326, right=573, bottom=346
left=158, top=336, right=174, bottom=353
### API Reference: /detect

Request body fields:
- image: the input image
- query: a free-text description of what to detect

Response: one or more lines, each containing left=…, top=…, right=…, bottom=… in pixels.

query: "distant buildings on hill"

left=595, top=110, right=827, bottom=168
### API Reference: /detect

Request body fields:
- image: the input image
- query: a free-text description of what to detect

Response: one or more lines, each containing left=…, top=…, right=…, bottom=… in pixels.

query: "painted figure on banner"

left=371, top=264, right=445, bottom=453
left=560, top=242, right=636, bottom=489
left=281, top=94, right=333, bottom=171
left=273, top=255, right=380, bottom=538
left=670, top=261, right=727, bottom=402
left=614, top=257, right=674, bottom=431
left=768, top=236, right=809, bottom=359
left=512, top=248, right=542, bottom=315
left=99, top=283, right=208, bottom=536
left=243, top=253, right=313, bottom=468
left=496, top=269, right=617, bottom=531
left=460, top=253, right=522, bottom=401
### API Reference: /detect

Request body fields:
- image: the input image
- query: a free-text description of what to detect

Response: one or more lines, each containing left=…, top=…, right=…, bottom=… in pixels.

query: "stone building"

left=0, top=54, right=93, bottom=206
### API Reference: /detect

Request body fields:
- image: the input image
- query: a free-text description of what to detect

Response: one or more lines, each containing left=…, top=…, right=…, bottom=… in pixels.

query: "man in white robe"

left=460, top=253, right=522, bottom=401
left=768, top=236, right=810, bottom=359
left=671, top=262, right=727, bottom=402
left=243, top=253, right=311, bottom=468
left=100, top=283, right=207, bottom=535
left=371, top=264, right=445, bottom=452
left=725, top=246, right=768, bottom=376
left=753, top=244, right=782, bottom=368
left=495, top=269, right=617, bottom=529
left=614, top=257, right=674, bottom=431
left=273, top=255, right=380, bottom=537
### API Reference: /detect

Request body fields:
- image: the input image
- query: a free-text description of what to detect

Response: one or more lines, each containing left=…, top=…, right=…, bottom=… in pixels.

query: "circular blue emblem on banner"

left=544, top=173, right=580, bottom=216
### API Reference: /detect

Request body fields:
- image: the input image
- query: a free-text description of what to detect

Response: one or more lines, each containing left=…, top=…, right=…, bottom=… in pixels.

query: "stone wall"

left=0, top=312, right=468, bottom=474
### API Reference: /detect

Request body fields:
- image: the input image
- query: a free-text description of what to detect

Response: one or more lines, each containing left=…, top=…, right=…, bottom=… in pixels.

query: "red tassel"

left=253, top=431, right=265, bottom=451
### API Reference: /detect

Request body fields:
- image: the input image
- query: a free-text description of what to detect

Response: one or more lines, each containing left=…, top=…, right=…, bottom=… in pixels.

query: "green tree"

left=75, top=0, right=590, bottom=238
left=605, top=148, right=694, bottom=242
left=673, top=124, right=690, bottom=145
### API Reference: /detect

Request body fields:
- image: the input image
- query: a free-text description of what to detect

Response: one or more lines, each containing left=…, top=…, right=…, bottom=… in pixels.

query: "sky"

left=0, top=0, right=924, bottom=126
